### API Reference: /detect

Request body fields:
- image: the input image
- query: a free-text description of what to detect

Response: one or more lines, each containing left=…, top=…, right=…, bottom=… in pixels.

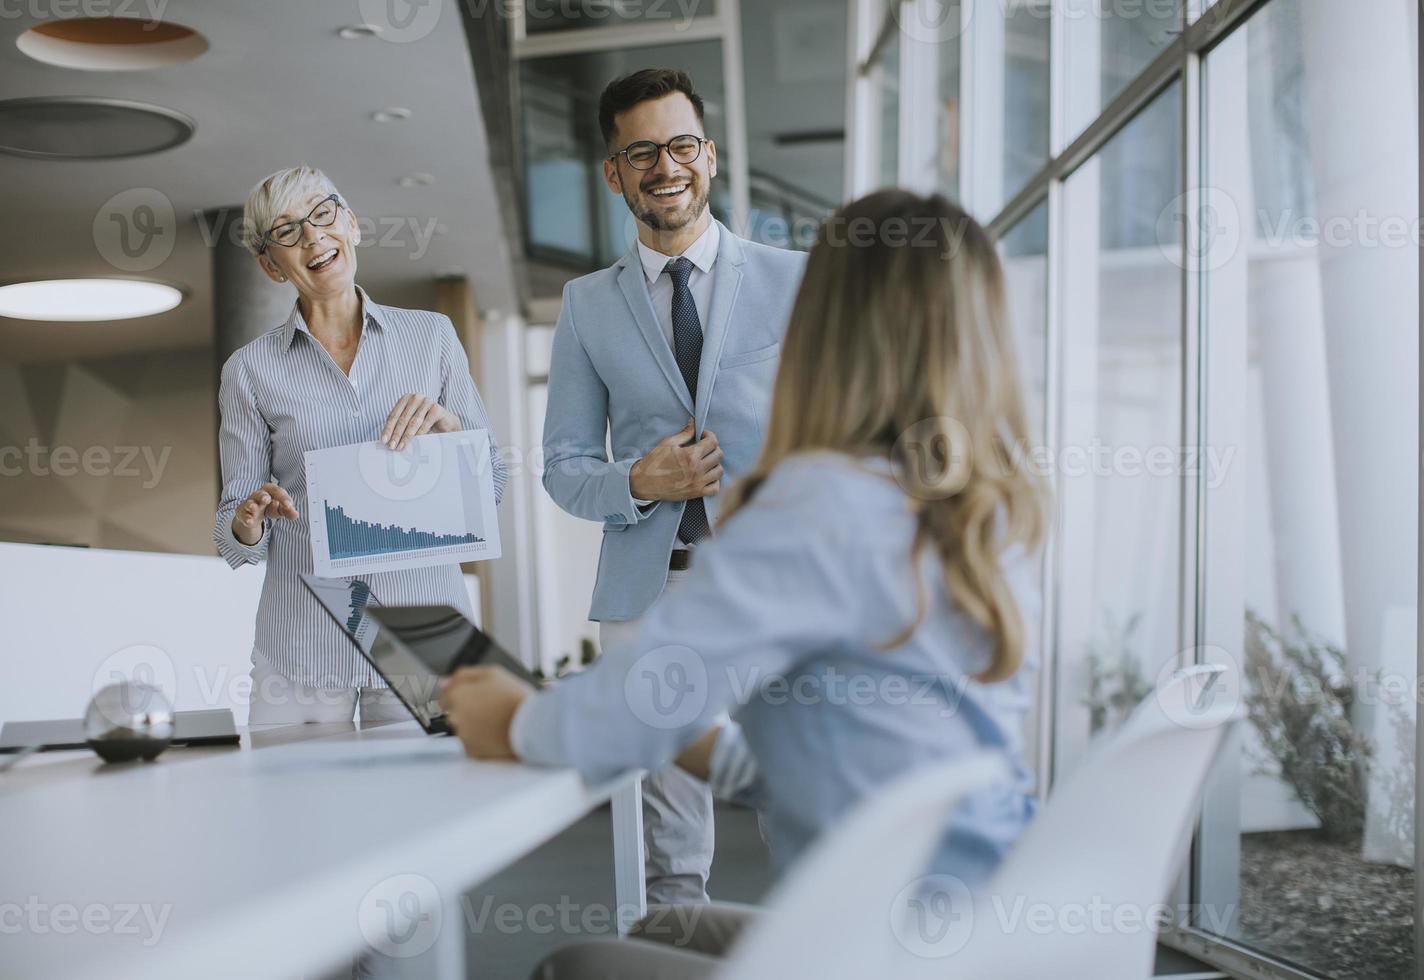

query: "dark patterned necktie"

left=666, top=257, right=710, bottom=544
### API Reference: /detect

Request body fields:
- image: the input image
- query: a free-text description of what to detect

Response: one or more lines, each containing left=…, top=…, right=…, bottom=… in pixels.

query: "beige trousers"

left=599, top=568, right=717, bottom=908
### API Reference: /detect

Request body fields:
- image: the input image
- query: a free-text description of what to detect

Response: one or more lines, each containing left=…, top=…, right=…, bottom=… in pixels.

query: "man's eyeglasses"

left=609, top=135, right=707, bottom=172
left=261, top=194, right=343, bottom=251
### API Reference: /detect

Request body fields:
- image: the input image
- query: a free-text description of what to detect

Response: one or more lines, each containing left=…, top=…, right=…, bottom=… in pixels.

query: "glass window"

left=933, top=9, right=961, bottom=199
left=1053, top=86, right=1183, bottom=781
left=740, top=0, right=848, bottom=250
left=1191, top=0, right=1222, bottom=23
left=962, top=0, right=1049, bottom=216
left=1001, top=200, right=1049, bottom=443
left=523, top=0, right=716, bottom=35
left=518, top=41, right=729, bottom=288
left=1000, top=199, right=1049, bottom=788
left=891, top=0, right=964, bottom=200
left=851, top=0, right=907, bottom=197
left=1062, top=0, right=1183, bottom=142
left=1000, top=0, right=1049, bottom=204
left=1195, top=3, right=1418, bottom=977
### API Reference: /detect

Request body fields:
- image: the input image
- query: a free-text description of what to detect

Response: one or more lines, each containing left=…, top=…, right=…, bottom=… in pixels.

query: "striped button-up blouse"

left=214, top=286, right=508, bottom=689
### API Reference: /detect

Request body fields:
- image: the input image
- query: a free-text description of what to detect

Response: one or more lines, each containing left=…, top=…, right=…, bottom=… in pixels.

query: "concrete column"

left=209, top=206, right=295, bottom=370
left=1297, top=3, right=1419, bottom=701
left=1298, top=0, right=1419, bottom=863
left=477, top=309, right=541, bottom=673
left=1251, top=253, right=1347, bottom=646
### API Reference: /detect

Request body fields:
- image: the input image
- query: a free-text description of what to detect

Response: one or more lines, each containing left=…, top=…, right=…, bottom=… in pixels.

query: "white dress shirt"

left=631, top=220, right=721, bottom=539
left=635, top=218, right=720, bottom=349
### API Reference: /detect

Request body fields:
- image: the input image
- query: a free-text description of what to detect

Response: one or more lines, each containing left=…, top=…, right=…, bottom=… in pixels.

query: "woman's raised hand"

left=231, top=481, right=300, bottom=546
left=381, top=394, right=460, bottom=451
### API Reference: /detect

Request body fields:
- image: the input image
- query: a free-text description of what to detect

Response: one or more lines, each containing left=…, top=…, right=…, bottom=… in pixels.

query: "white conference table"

left=0, top=720, right=646, bottom=980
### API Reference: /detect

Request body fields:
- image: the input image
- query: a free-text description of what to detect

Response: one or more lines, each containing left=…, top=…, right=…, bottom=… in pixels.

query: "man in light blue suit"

left=541, top=68, right=806, bottom=906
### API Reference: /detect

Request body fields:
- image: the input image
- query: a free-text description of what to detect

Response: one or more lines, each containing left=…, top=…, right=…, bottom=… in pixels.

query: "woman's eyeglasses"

left=609, top=135, right=707, bottom=171
left=261, top=194, right=342, bottom=251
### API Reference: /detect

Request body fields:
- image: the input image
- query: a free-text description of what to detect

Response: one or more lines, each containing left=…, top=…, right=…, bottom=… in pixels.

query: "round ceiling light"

left=371, top=107, right=412, bottom=123
left=17, top=18, right=208, bottom=71
left=0, top=97, right=194, bottom=159
left=0, top=279, right=183, bottom=321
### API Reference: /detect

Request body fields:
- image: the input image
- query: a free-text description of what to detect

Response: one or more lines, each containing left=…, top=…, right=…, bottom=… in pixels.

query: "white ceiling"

left=0, top=0, right=518, bottom=362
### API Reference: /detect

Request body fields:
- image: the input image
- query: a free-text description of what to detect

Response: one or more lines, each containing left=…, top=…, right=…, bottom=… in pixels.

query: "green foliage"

left=530, top=635, right=601, bottom=684
left=1081, top=612, right=1153, bottom=734
left=1244, top=610, right=1372, bottom=842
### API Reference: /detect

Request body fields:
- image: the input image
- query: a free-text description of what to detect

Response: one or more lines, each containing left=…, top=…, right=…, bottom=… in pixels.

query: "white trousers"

left=600, top=569, right=716, bottom=907
left=246, top=652, right=410, bottom=726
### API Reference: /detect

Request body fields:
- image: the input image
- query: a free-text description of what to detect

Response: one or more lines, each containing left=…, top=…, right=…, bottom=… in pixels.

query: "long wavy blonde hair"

left=720, top=190, right=1048, bottom=683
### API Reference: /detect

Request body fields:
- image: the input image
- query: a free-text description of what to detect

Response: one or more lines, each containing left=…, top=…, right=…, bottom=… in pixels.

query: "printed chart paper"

left=305, top=429, right=501, bottom=578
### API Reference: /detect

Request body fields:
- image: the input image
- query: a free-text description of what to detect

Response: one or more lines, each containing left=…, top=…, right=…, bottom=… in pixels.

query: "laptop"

left=0, top=709, right=239, bottom=754
left=299, top=574, right=539, bottom=735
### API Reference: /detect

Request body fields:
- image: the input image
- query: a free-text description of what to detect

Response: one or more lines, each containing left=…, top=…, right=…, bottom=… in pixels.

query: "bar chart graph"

left=324, top=502, right=485, bottom=559
left=304, top=429, right=501, bottom=577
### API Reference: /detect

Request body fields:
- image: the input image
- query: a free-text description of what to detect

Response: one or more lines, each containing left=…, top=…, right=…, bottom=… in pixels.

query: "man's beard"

left=625, top=175, right=709, bottom=232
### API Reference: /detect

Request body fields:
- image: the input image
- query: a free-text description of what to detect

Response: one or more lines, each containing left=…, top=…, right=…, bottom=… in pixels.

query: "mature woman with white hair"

left=215, top=165, right=507, bottom=725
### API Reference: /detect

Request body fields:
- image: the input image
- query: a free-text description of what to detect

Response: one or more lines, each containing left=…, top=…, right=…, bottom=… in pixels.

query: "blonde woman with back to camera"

left=439, top=189, right=1048, bottom=978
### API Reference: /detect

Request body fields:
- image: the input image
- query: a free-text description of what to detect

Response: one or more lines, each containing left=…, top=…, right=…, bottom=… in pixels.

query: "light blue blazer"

left=542, top=221, right=807, bottom=621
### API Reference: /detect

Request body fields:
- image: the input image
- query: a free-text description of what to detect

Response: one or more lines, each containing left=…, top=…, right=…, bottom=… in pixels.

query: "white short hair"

left=241, top=166, right=343, bottom=255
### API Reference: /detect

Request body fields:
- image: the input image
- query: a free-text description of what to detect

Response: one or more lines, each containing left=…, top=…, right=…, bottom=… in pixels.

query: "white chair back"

left=714, top=753, right=1010, bottom=980
left=717, top=664, right=1238, bottom=980
left=916, top=664, right=1239, bottom=980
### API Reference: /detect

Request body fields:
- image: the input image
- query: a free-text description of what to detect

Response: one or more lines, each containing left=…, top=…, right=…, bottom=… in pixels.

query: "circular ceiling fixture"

left=0, top=97, right=194, bottom=159
left=0, top=279, right=184, bottom=321
left=17, top=18, right=208, bottom=71
left=338, top=24, right=383, bottom=39
left=371, top=107, right=412, bottom=123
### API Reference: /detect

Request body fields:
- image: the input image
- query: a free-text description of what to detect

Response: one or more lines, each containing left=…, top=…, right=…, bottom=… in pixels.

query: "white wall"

left=0, top=543, right=262, bottom=728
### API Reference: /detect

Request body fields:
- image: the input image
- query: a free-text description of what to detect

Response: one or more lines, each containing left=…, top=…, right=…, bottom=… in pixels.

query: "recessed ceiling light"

left=398, top=172, right=435, bottom=187
left=371, top=107, right=412, bottom=123
left=0, top=98, right=194, bottom=159
left=338, top=23, right=383, bottom=39
left=17, top=18, right=208, bottom=71
left=0, top=279, right=183, bottom=321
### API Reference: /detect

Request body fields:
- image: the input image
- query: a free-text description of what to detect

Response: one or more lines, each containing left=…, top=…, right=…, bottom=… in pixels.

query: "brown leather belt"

left=669, top=549, right=692, bottom=571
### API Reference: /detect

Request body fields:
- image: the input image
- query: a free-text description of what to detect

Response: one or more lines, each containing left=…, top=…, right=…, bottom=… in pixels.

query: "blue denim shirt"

left=513, top=451, right=1039, bottom=883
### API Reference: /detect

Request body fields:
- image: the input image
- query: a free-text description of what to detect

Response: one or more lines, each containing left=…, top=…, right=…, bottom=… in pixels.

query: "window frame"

left=861, top=8, right=1413, bottom=975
